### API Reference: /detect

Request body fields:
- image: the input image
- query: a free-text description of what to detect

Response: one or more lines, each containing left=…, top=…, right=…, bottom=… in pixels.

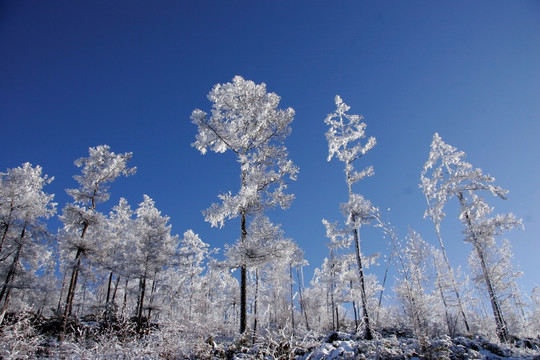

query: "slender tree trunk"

left=252, top=269, right=259, bottom=344
left=335, top=301, right=340, bottom=332
left=351, top=214, right=373, bottom=340
left=122, top=277, right=129, bottom=317
left=329, top=256, right=336, bottom=331
left=351, top=280, right=359, bottom=331
left=106, top=271, right=114, bottom=303
left=147, top=272, right=157, bottom=325
left=434, top=260, right=454, bottom=335
left=289, top=263, right=295, bottom=334
left=458, top=192, right=508, bottom=343
left=60, top=221, right=89, bottom=341
left=297, top=267, right=310, bottom=331
left=0, top=231, right=24, bottom=325
left=376, top=226, right=397, bottom=325
left=0, top=201, right=14, bottom=256
left=240, top=210, right=248, bottom=334
left=188, top=274, right=194, bottom=321
left=57, top=272, right=67, bottom=312
left=0, top=239, right=23, bottom=305
left=112, top=275, right=121, bottom=303
left=426, top=204, right=471, bottom=333
left=137, top=272, right=147, bottom=333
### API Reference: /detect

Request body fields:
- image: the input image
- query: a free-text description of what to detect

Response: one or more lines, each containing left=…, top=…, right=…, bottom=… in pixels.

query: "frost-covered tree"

left=133, top=195, right=177, bottom=332
left=58, top=145, right=135, bottom=338
left=421, top=133, right=476, bottom=334
left=393, top=229, right=437, bottom=339
left=529, top=286, right=540, bottom=335
left=421, top=133, right=522, bottom=342
left=176, top=229, right=211, bottom=321
left=103, top=198, right=136, bottom=307
left=192, top=76, right=298, bottom=333
left=324, top=95, right=378, bottom=339
left=0, top=163, right=56, bottom=324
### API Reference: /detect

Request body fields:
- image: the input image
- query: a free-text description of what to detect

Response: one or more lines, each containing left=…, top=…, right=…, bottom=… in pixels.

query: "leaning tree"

left=58, top=145, right=135, bottom=339
left=421, top=133, right=521, bottom=342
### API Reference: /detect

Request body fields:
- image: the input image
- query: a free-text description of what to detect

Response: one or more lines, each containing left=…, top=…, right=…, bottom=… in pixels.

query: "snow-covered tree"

left=323, top=95, right=378, bottom=339
left=0, top=163, right=56, bottom=324
left=102, top=198, right=136, bottom=307
left=529, top=286, right=540, bottom=335
left=393, top=229, right=437, bottom=339
left=176, top=229, right=211, bottom=322
left=133, top=195, right=177, bottom=332
left=192, top=76, right=298, bottom=333
left=58, top=145, right=135, bottom=338
left=421, top=133, right=522, bottom=342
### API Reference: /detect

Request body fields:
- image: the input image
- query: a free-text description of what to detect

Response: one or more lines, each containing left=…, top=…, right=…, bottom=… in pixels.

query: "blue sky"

left=1, top=1, right=539, bottom=298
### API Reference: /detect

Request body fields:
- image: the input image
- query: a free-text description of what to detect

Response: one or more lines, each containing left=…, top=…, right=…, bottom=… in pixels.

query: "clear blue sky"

left=1, top=1, right=539, bottom=297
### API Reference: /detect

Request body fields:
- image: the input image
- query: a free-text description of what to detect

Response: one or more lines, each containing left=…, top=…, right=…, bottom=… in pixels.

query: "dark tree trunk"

left=0, top=229, right=24, bottom=325
left=112, top=275, right=121, bottom=303
left=351, top=214, right=373, bottom=340
left=60, top=221, right=89, bottom=341
left=137, top=273, right=147, bottom=334
left=106, top=271, right=114, bottom=303
left=0, top=201, right=14, bottom=256
left=252, top=269, right=259, bottom=344
left=240, top=211, right=247, bottom=334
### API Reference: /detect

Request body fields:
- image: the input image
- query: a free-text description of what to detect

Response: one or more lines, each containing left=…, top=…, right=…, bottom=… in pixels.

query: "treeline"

left=0, top=77, right=538, bottom=347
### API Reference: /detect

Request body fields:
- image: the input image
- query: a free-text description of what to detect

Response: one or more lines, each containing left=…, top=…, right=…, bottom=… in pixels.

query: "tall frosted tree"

left=133, top=195, right=177, bottom=332
left=324, top=95, right=377, bottom=339
left=58, top=145, right=135, bottom=338
left=104, top=198, right=135, bottom=306
left=421, top=133, right=521, bottom=342
left=192, top=76, right=298, bottom=334
left=420, top=133, right=471, bottom=333
left=0, top=163, right=56, bottom=324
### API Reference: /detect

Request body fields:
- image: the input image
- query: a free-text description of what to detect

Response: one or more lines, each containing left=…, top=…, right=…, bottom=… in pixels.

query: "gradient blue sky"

left=1, top=1, right=539, bottom=298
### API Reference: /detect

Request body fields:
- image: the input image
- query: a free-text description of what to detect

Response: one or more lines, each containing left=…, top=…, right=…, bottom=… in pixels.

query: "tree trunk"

left=351, top=280, right=359, bottom=331
left=458, top=192, right=508, bottom=342
left=351, top=214, right=373, bottom=340
left=112, top=275, right=121, bottom=303
left=57, top=272, right=67, bottom=312
left=297, top=267, right=310, bottom=331
left=289, top=263, right=295, bottom=334
left=137, top=272, right=147, bottom=333
left=106, top=271, right=114, bottom=303
left=0, top=230, right=24, bottom=325
left=252, top=269, right=259, bottom=344
left=240, top=211, right=248, bottom=334
left=147, top=272, right=158, bottom=325
left=427, top=204, right=471, bottom=333
left=0, top=201, right=14, bottom=256
left=0, top=236, right=23, bottom=305
left=60, top=221, right=89, bottom=341
left=434, top=260, right=454, bottom=336
left=122, top=277, right=129, bottom=317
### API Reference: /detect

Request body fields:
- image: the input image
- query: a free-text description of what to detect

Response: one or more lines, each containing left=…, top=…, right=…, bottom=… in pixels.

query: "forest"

left=0, top=76, right=539, bottom=359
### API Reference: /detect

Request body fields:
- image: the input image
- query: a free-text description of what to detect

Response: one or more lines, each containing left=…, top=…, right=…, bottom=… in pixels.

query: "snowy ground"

left=1, top=317, right=539, bottom=360
left=293, top=332, right=540, bottom=360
